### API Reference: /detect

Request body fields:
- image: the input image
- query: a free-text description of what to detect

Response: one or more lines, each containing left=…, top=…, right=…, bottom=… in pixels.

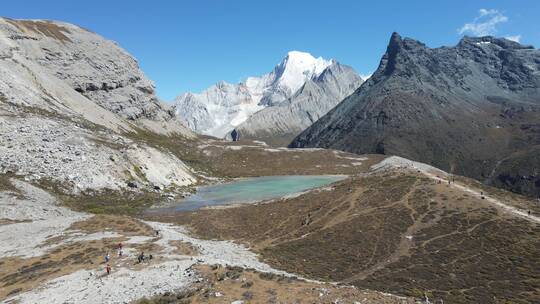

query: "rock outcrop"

left=0, top=18, right=195, bottom=192
left=291, top=33, right=540, bottom=197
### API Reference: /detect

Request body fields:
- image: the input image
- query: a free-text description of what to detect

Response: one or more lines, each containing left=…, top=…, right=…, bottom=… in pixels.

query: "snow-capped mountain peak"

left=271, top=51, right=332, bottom=99
left=173, top=51, right=345, bottom=138
left=281, top=51, right=331, bottom=75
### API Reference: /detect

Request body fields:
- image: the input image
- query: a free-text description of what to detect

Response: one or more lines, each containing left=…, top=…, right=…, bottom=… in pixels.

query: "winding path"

left=373, top=156, right=540, bottom=225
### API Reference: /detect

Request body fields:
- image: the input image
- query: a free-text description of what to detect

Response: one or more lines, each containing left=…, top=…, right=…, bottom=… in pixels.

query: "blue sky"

left=3, top=1, right=539, bottom=101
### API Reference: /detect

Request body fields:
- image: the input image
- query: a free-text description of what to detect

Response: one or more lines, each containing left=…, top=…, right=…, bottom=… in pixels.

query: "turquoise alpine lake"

left=152, top=175, right=347, bottom=212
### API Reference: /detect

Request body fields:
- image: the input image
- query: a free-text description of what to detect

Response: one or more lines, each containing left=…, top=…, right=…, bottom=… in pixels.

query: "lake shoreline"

left=145, top=175, right=348, bottom=214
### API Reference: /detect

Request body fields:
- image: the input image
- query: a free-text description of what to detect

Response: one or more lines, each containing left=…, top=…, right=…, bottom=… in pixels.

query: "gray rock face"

left=231, top=62, right=363, bottom=146
left=174, top=81, right=258, bottom=137
left=0, top=18, right=172, bottom=121
left=291, top=33, right=540, bottom=197
left=0, top=18, right=195, bottom=192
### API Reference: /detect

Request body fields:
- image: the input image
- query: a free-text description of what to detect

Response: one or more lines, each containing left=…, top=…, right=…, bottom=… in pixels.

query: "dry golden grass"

left=0, top=237, right=124, bottom=299
left=6, top=19, right=72, bottom=42
left=149, top=171, right=540, bottom=304
left=200, top=143, right=383, bottom=178
left=131, top=242, right=164, bottom=255
left=136, top=264, right=416, bottom=304
left=126, top=128, right=382, bottom=179
left=0, top=174, right=24, bottom=198
left=168, top=240, right=199, bottom=256
left=69, top=215, right=155, bottom=237
left=0, top=215, right=163, bottom=300
left=454, top=175, right=540, bottom=214
left=0, top=219, right=30, bottom=226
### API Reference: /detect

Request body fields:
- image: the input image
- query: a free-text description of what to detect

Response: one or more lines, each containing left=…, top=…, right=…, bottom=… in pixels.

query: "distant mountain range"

left=173, top=51, right=363, bottom=144
left=2, top=17, right=538, bottom=198
left=291, top=33, right=540, bottom=197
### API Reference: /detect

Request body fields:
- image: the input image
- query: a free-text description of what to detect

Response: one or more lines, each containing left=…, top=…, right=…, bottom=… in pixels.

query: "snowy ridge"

left=173, top=51, right=333, bottom=138
left=262, top=51, right=333, bottom=105
left=232, top=61, right=364, bottom=145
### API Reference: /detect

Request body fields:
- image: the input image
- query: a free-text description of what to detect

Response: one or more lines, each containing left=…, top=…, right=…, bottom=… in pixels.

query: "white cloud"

left=505, top=35, right=521, bottom=42
left=479, top=9, right=498, bottom=17
left=458, top=9, right=508, bottom=36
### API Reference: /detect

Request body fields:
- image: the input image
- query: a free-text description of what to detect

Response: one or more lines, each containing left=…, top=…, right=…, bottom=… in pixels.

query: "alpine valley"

left=0, top=17, right=539, bottom=304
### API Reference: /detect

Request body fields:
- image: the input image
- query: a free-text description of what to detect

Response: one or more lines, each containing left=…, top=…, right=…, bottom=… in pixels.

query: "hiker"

left=149, top=254, right=153, bottom=261
left=155, top=230, right=160, bottom=236
left=106, top=263, right=111, bottom=275
left=118, top=248, right=123, bottom=257
left=118, top=242, right=123, bottom=250
left=302, top=213, right=312, bottom=226
left=138, top=251, right=145, bottom=264
left=105, top=252, right=110, bottom=263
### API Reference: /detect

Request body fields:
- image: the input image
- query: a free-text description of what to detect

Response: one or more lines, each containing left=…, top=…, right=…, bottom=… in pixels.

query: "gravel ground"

left=1, top=179, right=296, bottom=304
left=0, top=179, right=89, bottom=258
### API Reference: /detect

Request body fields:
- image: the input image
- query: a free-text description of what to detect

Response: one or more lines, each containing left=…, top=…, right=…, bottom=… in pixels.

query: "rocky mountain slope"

left=173, top=51, right=362, bottom=142
left=0, top=18, right=195, bottom=193
left=291, top=33, right=540, bottom=197
left=231, top=61, right=363, bottom=146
